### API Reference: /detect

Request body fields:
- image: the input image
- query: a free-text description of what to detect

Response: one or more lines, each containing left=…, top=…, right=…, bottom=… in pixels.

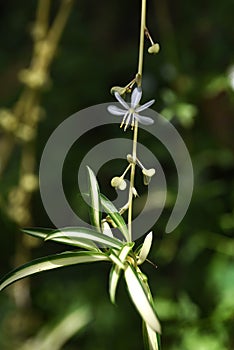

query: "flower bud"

left=111, top=176, right=127, bottom=190
left=148, top=43, right=160, bottom=54
left=142, top=168, right=155, bottom=185
left=110, top=86, right=126, bottom=96
left=127, top=154, right=134, bottom=164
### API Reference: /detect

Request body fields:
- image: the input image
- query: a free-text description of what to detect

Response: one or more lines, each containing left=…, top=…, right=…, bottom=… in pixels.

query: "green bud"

left=110, top=86, right=126, bottom=96
left=148, top=43, right=160, bottom=54
left=111, top=176, right=127, bottom=190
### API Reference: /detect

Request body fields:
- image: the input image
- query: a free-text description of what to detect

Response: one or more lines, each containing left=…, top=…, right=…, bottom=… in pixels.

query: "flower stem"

left=128, top=0, right=146, bottom=241
left=122, top=163, right=131, bottom=178
left=138, top=0, right=147, bottom=81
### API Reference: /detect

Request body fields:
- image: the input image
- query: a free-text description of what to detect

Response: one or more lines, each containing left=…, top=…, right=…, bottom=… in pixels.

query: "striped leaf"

left=100, top=194, right=130, bottom=242
left=108, top=250, right=126, bottom=270
left=87, top=166, right=101, bottom=231
left=22, top=228, right=99, bottom=251
left=0, top=251, right=109, bottom=291
left=137, top=232, right=153, bottom=265
left=143, top=321, right=161, bottom=350
left=44, top=227, right=123, bottom=249
left=101, top=221, right=114, bottom=238
left=124, top=264, right=161, bottom=334
left=109, top=243, right=134, bottom=304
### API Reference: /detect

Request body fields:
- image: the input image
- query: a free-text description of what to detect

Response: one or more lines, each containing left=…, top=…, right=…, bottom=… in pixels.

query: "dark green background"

left=0, top=1, right=234, bottom=349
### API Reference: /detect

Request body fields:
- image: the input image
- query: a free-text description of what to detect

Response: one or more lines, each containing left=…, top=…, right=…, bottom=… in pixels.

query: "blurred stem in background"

left=19, top=305, right=92, bottom=350
left=0, top=0, right=73, bottom=308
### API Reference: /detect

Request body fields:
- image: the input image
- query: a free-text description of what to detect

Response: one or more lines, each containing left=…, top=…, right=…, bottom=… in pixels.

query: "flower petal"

left=134, top=113, right=154, bottom=125
left=114, top=92, right=129, bottom=109
left=107, top=105, right=126, bottom=116
left=135, top=99, right=155, bottom=112
left=131, top=87, right=142, bottom=108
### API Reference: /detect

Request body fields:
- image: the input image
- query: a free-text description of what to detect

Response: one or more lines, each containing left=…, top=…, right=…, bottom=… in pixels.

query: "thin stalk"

left=128, top=0, right=146, bottom=241
left=127, top=123, right=138, bottom=240
left=138, top=0, right=146, bottom=80
left=122, top=163, right=131, bottom=178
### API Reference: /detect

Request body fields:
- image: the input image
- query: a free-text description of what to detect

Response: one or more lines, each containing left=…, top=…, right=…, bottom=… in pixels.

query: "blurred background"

left=0, top=0, right=234, bottom=349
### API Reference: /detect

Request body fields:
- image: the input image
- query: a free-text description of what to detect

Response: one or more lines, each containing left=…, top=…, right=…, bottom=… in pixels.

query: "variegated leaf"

left=0, top=251, right=109, bottom=291
left=124, top=264, right=161, bottom=334
left=45, top=227, right=123, bottom=249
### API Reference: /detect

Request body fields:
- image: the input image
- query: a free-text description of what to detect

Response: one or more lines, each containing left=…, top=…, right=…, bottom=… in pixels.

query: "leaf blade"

left=124, top=264, right=161, bottom=334
left=109, top=243, right=134, bottom=304
left=143, top=321, right=161, bottom=350
left=108, top=250, right=126, bottom=270
left=22, top=227, right=99, bottom=251
left=87, top=166, right=101, bottom=231
left=0, top=251, right=109, bottom=291
left=45, top=227, right=123, bottom=249
left=100, top=194, right=130, bottom=242
left=137, top=232, right=153, bottom=265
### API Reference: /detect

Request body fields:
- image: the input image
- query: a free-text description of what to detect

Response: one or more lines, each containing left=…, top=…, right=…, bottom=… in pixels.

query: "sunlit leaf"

left=109, top=243, right=134, bottom=304
left=109, top=264, right=121, bottom=305
left=87, top=166, right=101, bottom=231
left=0, top=251, right=109, bottom=291
left=108, top=250, right=126, bottom=270
left=124, top=264, right=161, bottom=334
left=100, top=194, right=130, bottom=241
left=22, top=228, right=99, bottom=251
left=45, top=227, right=123, bottom=249
left=137, top=232, right=153, bottom=265
left=101, top=220, right=114, bottom=237
left=143, top=321, right=161, bottom=350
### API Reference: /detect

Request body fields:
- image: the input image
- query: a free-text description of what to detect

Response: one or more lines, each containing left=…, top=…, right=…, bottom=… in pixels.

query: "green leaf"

left=100, top=194, right=130, bottom=242
left=143, top=321, right=161, bottom=350
left=124, top=264, right=161, bottom=334
left=45, top=227, right=123, bottom=249
left=22, top=227, right=52, bottom=239
left=87, top=166, right=101, bottom=231
left=0, top=251, right=109, bottom=291
left=22, top=228, right=99, bottom=251
left=137, top=232, right=153, bottom=265
left=108, top=250, right=126, bottom=270
left=109, top=264, right=121, bottom=305
left=109, top=243, right=134, bottom=304
left=101, top=220, right=114, bottom=238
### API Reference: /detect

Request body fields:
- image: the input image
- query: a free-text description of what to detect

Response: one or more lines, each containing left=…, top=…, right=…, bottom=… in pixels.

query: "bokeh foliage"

left=0, top=0, right=234, bottom=349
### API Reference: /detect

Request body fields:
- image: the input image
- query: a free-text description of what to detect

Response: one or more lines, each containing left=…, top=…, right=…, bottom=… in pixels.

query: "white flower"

left=107, top=87, right=155, bottom=131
